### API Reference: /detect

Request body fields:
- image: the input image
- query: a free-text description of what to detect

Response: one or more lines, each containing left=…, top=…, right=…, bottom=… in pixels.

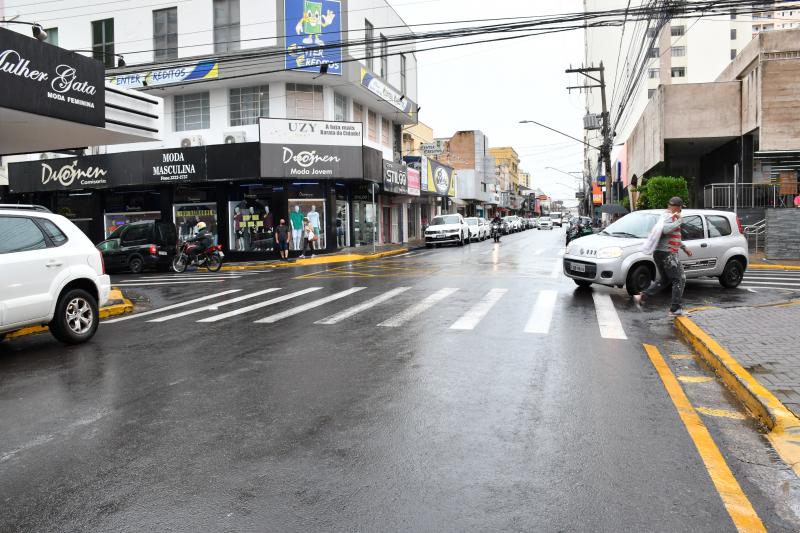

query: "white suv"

left=563, top=209, right=748, bottom=295
left=0, top=208, right=111, bottom=344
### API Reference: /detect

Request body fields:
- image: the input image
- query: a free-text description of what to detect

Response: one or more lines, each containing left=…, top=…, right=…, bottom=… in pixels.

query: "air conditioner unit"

left=583, top=113, right=601, bottom=130
left=180, top=135, right=204, bottom=148
left=223, top=131, right=246, bottom=144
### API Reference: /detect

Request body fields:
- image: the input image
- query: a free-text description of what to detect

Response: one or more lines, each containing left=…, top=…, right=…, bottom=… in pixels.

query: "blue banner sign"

left=285, top=0, right=342, bottom=75
left=108, top=60, right=218, bottom=89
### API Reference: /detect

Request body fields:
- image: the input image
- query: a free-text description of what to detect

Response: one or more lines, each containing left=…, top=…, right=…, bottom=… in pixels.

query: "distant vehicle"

left=0, top=208, right=111, bottom=344
left=479, top=218, right=490, bottom=240
left=465, top=217, right=487, bottom=242
left=563, top=209, right=748, bottom=294
left=538, top=216, right=553, bottom=230
left=504, top=216, right=521, bottom=233
left=97, top=220, right=178, bottom=274
left=0, top=204, right=51, bottom=213
left=551, top=212, right=564, bottom=227
left=425, top=214, right=470, bottom=247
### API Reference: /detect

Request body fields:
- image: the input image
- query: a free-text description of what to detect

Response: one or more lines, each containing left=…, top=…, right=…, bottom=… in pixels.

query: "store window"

left=229, top=193, right=275, bottom=252
left=104, top=211, right=161, bottom=237
left=174, top=92, right=210, bottom=131
left=334, top=93, right=347, bottom=122
left=288, top=198, right=326, bottom=250
left=286, top=83, right=323, bottom=120
left=174, top=203, right=218, bottom=244
left=229, top=85, right=269, bottom=126
left=55, top=192, right=93, bottom=237
left=104, top=190, right=162, bottom=237
left=368, top=110, right=378, bottom=142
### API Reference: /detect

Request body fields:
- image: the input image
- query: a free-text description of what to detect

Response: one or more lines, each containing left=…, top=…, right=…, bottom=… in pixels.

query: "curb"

left=675, top=315, right=800, bottom=477
left=5, top=289, right=134, bottom=340
left=220, top=247, right=410, bottom=271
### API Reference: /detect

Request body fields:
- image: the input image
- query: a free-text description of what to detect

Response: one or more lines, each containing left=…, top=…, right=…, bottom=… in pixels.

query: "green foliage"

left=639, top=176, right=689, bottom=209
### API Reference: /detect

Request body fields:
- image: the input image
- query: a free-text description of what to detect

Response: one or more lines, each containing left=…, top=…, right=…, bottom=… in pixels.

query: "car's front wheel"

left=49, top=288, right=99, bottom=344
left=719, top=259, right=745, bottom=288
left=626, top=263, right=654, bottom=296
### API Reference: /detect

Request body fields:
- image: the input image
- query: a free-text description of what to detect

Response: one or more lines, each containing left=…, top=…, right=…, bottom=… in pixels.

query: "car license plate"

left=435, top=235, right=446, bottom=239
left=570, top=262, right=586, bottom=273
left=158, top=251, right=168, bottom=256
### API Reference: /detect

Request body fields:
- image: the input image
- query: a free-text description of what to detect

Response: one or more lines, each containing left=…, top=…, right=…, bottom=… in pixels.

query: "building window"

left=286, top=83, right=323, bottom=120
left=174, top=92, right=210, bottom=131
left=646, top=27, right=658, bottom=38
left=730, top=28, right=737, bottom=40
left=648, top=89, right=656, bottom=98
left=214, top=0, right=240, bottom=53
left=365, top=19, right=374, bottom=71
left=153, top=7, right=178, bottom=60
left=353, top=103, right=366, bottom=131
left=334, top=93, right=347, bottom=122
left=380, top=34, right=388, bottom=78
left=648, top=47, right=659, bottom=58
left=671, top=67, right=686, bottom=78
left=91, top=18, right=114, bottom=68
left=671, top=25, right=685, bottom=36
left=44, top=27, right=58, bottom=47
left=648, top=68, right=659, bottom=79
left=400, top=54, right=407, bottom=94
left=381, top=118, right=390, bottom=146
left=731, top=48, right=738, bottom=60
left=671, top=46, right=686, bottom=57
left=368, top=110, right=378, bottom=142
left=730, top=12, right=737, bottom=19
left=229, top=86, right=269, bottom=126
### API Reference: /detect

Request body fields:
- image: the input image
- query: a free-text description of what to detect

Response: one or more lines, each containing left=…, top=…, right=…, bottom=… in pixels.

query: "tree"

left=639, top=176, right=689, bottom=209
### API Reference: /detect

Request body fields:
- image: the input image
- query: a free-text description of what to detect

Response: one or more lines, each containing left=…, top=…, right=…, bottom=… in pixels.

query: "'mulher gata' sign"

left=0, top=27, right=104, bottom=126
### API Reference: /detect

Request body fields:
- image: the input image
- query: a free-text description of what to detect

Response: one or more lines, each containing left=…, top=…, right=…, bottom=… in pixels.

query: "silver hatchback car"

left=563, top=209, right=748, bottom=295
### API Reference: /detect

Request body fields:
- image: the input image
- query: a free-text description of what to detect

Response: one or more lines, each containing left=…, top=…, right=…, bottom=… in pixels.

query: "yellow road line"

left=643, top=344, right=767, bottom=533
left=670, top=354, right=695, bottom=360
left=696, top=407, right=748, bottom=420
left=678, top=375, right=714, bottom=383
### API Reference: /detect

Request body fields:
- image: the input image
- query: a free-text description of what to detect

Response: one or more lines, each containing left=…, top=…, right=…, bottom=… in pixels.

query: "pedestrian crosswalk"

left=112, top=271, right=260, bottom=286
left=741, top=269, right=800, bottom=291
left=106, top=284, right=640, bottom=341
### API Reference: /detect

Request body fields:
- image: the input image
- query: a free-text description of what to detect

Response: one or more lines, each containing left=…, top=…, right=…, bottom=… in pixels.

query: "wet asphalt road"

left=2, top=228, right=799, bottom=532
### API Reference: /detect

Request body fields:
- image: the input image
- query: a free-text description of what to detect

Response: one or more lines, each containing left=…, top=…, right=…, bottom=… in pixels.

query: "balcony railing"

left=703, top=183, right=796, bottom=209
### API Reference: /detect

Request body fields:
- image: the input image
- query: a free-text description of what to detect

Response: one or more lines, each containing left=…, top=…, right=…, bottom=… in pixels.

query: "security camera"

left=32, top=24, right=47, bottom=41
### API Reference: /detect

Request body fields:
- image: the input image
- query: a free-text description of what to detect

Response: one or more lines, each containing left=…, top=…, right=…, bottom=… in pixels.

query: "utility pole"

left=566, top=62, right=613, bottom=208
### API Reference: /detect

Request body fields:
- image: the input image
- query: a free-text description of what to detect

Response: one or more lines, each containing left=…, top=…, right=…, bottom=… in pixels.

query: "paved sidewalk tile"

left=691, top=303, right=800, bottom=418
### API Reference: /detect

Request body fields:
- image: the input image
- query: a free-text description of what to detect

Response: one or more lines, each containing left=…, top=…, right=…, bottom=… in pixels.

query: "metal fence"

left=703, top=183, right=796, bottom=209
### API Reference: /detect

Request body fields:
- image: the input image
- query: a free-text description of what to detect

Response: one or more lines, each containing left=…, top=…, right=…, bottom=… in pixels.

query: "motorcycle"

left=491, top=222, right=502, bottom=243
left=566, top=223, right=594, bottom=245
left=172, top=241, right=224, bottom=273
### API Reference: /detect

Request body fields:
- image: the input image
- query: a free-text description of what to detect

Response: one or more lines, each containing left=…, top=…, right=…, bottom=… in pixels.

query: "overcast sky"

left=392, top=0, right=586, bottom=201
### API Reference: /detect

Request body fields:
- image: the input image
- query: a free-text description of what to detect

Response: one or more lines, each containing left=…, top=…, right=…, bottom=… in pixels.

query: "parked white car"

left=425, top=214, right=471, bottom=247
left=0, top=208, right=111, bottom=344
left=538, top=217, right=553, bottom=230
left=563, top=209, right=748, bottom=295
left=465, top=217, right=488, bottom=242
left=479, top=218, right=490, bottom=240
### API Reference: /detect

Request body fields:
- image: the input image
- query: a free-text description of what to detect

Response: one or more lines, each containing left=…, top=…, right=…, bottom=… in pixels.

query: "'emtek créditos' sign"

left=0, top=27, right=104, bottom=126
left=259, top=118, right=363, bottom=179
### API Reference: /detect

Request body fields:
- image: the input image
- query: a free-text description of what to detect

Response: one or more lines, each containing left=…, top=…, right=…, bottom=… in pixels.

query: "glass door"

left=336, top=200, right=350, bottom=248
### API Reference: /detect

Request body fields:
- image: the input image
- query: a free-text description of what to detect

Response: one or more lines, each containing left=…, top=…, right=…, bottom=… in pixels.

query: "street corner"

left=674, top=307, right=800, bottom=478
left=101, top=288, right=135, bottom=319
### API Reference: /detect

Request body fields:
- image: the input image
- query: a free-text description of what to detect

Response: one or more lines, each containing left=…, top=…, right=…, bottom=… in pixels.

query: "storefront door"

left=382, top=206, right=391, bottom=244
left=336, top=200, right=349, bottom=248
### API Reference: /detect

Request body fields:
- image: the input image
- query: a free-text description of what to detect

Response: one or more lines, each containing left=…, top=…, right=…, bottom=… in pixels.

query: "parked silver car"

left=563, top=209, right=748, bottom=295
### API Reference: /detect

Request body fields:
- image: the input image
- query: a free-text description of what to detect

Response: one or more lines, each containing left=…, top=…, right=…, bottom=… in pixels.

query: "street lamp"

left=1, top=20, right=48, bottom=41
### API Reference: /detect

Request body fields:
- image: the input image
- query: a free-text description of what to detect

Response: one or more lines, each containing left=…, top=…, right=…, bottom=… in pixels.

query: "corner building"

left=3, top=0, right=418, bottom=258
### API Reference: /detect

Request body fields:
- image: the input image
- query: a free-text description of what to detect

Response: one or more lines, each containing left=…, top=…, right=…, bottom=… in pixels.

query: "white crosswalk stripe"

left=103, top=290, right=241, bottom=324
left=592, top=292, right=627, bottom=340
left=254, top=287, right=367, bottom=324
left=450, top=288, right=507, bottom=330
left=148, top=288, right=281, bottom=322
left=197, top=287, right=323, bottom=323
left=114, top=280, right=231, bottom=287
left=378, top=288, right=459, bottom=327
left=524, top=290, right=558, bottom=334
left=315, top=287, right=411, bottom=325
left=534, top=249, right=546, bottom=256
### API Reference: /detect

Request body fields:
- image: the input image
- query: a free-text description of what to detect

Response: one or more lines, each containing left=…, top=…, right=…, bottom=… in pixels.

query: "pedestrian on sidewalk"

left=274, top=218, right=290, bottom=261
left=300, top=217, right=316, bottom=259
left=634, top=196, right=694, bottom=316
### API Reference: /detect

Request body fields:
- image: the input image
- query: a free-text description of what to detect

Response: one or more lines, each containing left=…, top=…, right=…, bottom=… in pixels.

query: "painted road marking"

left=670, top=354, right=695, bottom=360
left=198, top=288, right=323, bottom=323
left=740, top=280, right=800, bottom=286
left=315, top=287, right=412, bottom=325
left=103, top=290, right=241, bottom=324
left=115, top=275, right=245, bottom=282
left=592, top=292, right=627, bottom=340
left=643, top=344, right=766, bottom=533
left=378, top=288, right=459, bottom=327
left=113, top=280, right=229, bottom=287
left=255, top=287, right=367, bottom=324
left=147, top=288, right=282, bottom=322
left=534, top=249, right=546, bottom=256
left=450, top=288, right=508, bottom=330
left=524, top=290, right=558, bottom=334
left=695, top=407, right=747, bottom=420
left=677, top=375, right=714, bottom=383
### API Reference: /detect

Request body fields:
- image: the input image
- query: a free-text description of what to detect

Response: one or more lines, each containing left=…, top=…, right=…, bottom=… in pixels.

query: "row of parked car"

left=424, top=214, right=549, bottom=247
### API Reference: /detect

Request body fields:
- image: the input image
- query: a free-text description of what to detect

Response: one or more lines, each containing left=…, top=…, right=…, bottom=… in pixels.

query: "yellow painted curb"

left=675, top=316, right=800, bottom=477
left=220, top=247, right=409, bottom=271
left=748, top=264, right=800, bottom=271
left=5, top=290, right=134, bottom=340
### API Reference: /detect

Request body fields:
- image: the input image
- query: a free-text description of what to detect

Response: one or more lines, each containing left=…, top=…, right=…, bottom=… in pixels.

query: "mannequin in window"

left=233, top=206, right=244, bottom=251
left=307, top=204, right=321, bottom=250
left=290, top=205, right=304, bottom=250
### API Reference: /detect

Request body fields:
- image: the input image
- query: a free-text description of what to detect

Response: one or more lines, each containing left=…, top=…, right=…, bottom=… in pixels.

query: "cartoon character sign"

left=285, top=0, right=342, bottom=74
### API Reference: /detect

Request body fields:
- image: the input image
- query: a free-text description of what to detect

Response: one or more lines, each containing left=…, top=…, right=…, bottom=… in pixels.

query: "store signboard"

left=107, top=60, right=218, bottom=89
left=426, top=158, right=455, bottom=197
left=360, top=67, right=412, bottom=114
left=284, top=0, right=342, bottom=75
left=407, top=168, right=420, bottom=196
left=141, top=147, right=206, bottom=184
left=382, top=160, right=408, bottom=195
left=0, top=27, right=105, bottom=126
left=421, top=140, right=445, bottom=156
left=404, top=156, right=428, bottom=192
left=259, top=118, right=363, bottom=179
